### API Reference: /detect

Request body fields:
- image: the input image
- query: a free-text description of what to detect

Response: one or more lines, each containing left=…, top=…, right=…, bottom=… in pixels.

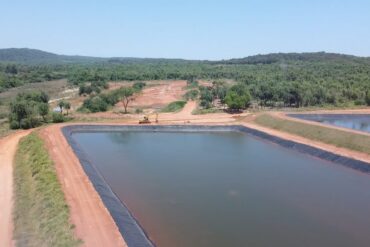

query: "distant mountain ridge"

left=0, top=48, right=368, bottom=65
left=0, top=48, right=105, bottom=64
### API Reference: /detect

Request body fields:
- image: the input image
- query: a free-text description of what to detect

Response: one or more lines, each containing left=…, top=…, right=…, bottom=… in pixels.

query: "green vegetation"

left=38, top=103, right=49, bottom=122
left=117, top=87, right=134, bottom=113
left=224, top=83, right=251, bottom=111
left=52, top=112, right=66, bottom=123
left=79, top=82, right=145, bottom=113
left=366, top=91, right=370, bottom=106
left=192, top=108, right=223, bottom=115
left=9, top=91, right=49, bottom=129
left=13, top=133, right=81, bottom=246
left=186, top=79, right=199, bottom=89
left=184, top=89, right=199, bottom=101
left=81, top=95, right=110, bottom=113
left=161, top=101, right=187, bottom=112
left=78, top=81, right=108, bottom=96
left=199, top=86, right=213, bottom=109
left=132, top=81, right=146, bottom=92
left=1, top=49, right=370, bottom=108
left=8, top=91, right=70, bottom=129
left=254, top=114, right=370, bottom=155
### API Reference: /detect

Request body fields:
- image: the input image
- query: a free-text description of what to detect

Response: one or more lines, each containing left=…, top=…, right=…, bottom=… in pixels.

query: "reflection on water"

left=73, top=131, right=370, bottom=247
left=289, top=114, right=370, bottom=133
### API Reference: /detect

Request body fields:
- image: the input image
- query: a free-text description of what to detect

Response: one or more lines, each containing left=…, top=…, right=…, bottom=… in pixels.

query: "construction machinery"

left=139, top=113, right=158, bottom=124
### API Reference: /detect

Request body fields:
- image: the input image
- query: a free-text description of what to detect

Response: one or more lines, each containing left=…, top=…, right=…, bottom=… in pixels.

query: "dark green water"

left=73, top=131, right=370, bottom=247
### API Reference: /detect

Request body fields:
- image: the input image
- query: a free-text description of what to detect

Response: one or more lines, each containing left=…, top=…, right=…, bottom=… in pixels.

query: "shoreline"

left=1, top=106, right=369, bottom=246
left=40, top=125, right=127, bottom=247
left=58, top=122, right=370, bottom=246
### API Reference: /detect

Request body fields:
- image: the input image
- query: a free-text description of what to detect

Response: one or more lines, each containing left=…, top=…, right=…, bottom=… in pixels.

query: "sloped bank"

left=62, top=124, right=370, bottom=247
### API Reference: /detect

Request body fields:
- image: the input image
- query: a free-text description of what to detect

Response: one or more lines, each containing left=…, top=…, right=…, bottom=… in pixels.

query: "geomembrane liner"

left=62, top=125, right=370, bottom=247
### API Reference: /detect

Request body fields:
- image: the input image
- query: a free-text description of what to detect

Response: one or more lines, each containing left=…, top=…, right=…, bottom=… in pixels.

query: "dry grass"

left=13, top=132, right=81, bottom=247
left=254, top=114, right=370, bottom=155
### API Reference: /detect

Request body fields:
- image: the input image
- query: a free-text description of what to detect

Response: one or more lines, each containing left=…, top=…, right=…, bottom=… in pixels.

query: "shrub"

left=161, top=101, right=186, bottom=112
left=186, top=79, right=199, bottom=88
left=184, top=89, right=199, bottom=100
left=82, top=96, right=108, bottom=112
left=9, top=120, right=20, bottom=129
left=52, top=112, right=65, bottom=123
left=133, top=82, right=146, bottom=92
left=135, top=108, right=143, bottom=114
left=200, top=100, right=212, bottom=109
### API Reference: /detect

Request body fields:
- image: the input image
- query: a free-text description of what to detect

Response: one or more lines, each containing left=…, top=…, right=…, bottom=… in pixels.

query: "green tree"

left=38, top=103, right=49, bottom=122
left=5, top=64, right=18, bottom=74
left=224, top=83, right=251, bottom=111
left=366, top=91, right=370, bottom=106
left=117, top=87, right=134, bottom=113
left=199, top=86, right=213, bottom=109
left=58, top=100, right=66, bottom=114
left=10, top=100, right=29, bottom=128
left=211, top=81, right=228, bottom=103
left=64, top=102, right=71, bottom=115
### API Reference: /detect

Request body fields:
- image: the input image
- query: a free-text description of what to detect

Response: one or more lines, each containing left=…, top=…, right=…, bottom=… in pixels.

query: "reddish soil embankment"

left=40, top=125, right=127, bottom=247
left=0, top=130, right=31, bottom=247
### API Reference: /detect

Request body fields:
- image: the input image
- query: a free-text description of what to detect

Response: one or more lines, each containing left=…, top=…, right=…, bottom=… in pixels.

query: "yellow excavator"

left=139, top=113, right=158, bottom=124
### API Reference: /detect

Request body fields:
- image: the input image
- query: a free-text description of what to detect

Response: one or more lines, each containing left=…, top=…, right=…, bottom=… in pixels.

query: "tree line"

left=2, top=52, right=370, bottom=107
left=8, top=91, right=70, bottom=129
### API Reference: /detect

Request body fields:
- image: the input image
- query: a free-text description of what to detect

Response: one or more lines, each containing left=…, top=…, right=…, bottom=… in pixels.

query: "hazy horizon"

left=1, top=0, right=370, bottom=60
left=2, top=47, right=370, bottom=61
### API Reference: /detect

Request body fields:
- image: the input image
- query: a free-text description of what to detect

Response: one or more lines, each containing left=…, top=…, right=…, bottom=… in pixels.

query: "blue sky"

left=1, top=0, right=369, bottom=59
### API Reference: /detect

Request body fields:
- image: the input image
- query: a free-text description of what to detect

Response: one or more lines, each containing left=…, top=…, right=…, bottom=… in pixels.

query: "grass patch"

left=254, top=114, right=370, bottom=155
left=192, top=107, right=224, bottom=115
left=161, top=101, right=186, bottom=112
left=13, top=132, right=81, bottom=247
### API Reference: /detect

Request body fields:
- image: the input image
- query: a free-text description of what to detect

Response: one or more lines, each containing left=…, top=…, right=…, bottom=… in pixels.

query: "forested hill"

left=217, top=52, right=370, bottom=65
left=0, top=48, right=193, bottom=64
left=0, top=48, right=105, bottom=64
left=1, top=48, right=369, bottom=65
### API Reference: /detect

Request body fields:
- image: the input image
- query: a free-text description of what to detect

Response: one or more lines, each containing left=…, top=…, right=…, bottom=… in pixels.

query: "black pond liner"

left=62, top=124, right=370, bottom=247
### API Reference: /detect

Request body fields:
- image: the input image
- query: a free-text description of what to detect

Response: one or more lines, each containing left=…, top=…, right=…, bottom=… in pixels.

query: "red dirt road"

left=40, top=126, right=127, bottom=247
left=0, top=130, right=31, bottom=247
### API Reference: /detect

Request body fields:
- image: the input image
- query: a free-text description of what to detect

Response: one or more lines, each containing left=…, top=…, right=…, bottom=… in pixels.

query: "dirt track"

left=40, top=126, right=126, bottom=247
left=0, top=130, right=31, bottom=247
